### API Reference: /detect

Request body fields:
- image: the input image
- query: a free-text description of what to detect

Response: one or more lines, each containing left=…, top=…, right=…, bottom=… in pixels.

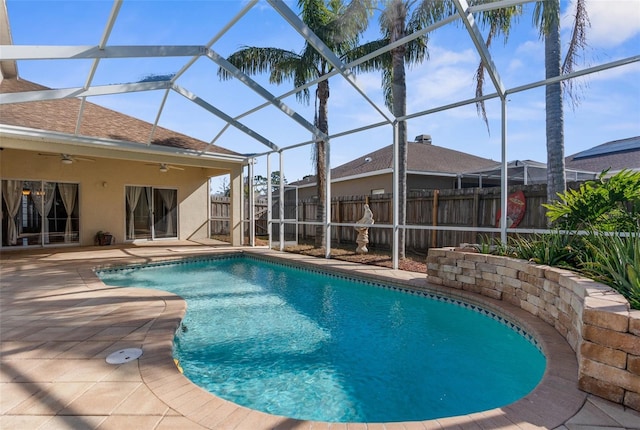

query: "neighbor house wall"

left=296, top=173, right=460, bottom=200
left=0, top=148, right=223, bottom=246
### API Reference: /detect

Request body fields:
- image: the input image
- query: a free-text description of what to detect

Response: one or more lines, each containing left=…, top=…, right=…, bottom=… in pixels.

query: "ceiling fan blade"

left=168, top=165, right=184, bottom=171
left=74, top=156, right=95, bottom=162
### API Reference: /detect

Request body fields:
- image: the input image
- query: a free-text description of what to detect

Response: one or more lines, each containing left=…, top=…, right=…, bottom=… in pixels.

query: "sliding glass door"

left=1, top=179, right=80, bottom=247
left=125, top=186, right=177, bottom=241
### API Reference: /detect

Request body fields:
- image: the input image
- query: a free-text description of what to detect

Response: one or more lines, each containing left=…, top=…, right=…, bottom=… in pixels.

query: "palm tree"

left=534, top=0, right=589, bottom=204
left=475, top=0, right=589, bottom=204
left=218, top=0, right=372, bottom=249
left=351, top=0, right=438, bottom=259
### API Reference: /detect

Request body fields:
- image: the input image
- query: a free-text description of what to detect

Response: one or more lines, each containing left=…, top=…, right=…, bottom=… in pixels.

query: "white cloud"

left=564, top=0, right=640, bottom=47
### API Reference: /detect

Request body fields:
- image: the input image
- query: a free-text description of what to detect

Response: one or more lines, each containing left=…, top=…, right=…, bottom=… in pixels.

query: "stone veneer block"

left=503, top=293, right=520, bottom=307
left=429, top=249, right=448, bottom=258
left=543, top=279, right=560, bottom=296
left=462, top=283, right=481, bottom=294
left=578, top=374, right=625, bottom=403
left=581, top=358, right=640, bottom=392
left=522, top=263, right=546, bottom=278
left=476, top=262, right=497, bottom=274
left=496, top=266, right=518, bottom=278
left=464, top=253, right=488, bottom=263
left=485, top=254, right=508, bottom=267
left=581, top=341, right=628, bottom=369
left=481, top=272, right=501, bottom=283
left=521, top=300, right=539, bottom=316
left=443, top=279, right=462, bottom=289
left=480, top=288, right=502, bottom=300
left=583, top=325, right=640, bottom=355
left=426, top=256, right=439, bottom=265
left=628, top=354, right=640, bottom=375
left=583, top=297, right=630, bottom=332
left=457, top=259, right=476, bottom=270
left=505, top=259, right=530, bottom=272
left=445, top=250, right=467, bottom=260
left=625, top=391, right=640, bottom=411
left=456, top=274, right=476, bottom=285
left=427, top=275, right=443, bottom=286
left=631, top=311, right=640, bottom=336
left=502, top=276, right=522, bottom=290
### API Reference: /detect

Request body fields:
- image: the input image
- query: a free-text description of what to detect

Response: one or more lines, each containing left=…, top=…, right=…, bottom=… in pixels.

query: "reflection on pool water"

left=98, top=255, right=546, bottom=423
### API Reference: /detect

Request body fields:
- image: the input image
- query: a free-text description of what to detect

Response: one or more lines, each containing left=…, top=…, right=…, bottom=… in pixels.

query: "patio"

left=1, top=243, right=639, bottom=429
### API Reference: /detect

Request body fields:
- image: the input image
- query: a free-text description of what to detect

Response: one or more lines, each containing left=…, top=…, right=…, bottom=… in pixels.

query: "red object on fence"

left=495, top=190, right=526, bottom=228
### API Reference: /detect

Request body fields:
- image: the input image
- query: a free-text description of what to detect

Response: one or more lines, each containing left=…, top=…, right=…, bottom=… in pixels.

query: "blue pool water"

left=98, top=255, right=546, bottom=423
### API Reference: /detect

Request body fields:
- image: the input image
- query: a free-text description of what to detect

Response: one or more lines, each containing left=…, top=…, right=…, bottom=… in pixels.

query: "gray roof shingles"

left=294, top=142, right=498, bottom=185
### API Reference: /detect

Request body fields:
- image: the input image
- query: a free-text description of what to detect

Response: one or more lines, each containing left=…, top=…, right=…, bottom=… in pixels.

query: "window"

left=371, top=188, right=385, bottom=195
left=1, top=179, right=79, bottom=247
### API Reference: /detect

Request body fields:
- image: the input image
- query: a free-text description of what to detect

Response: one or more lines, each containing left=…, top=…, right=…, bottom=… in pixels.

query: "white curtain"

left=158, top=189, right=176, bottom=237
left=29, top=182, right=56, bottom=243
left=2, top=180, right=23, bottom=245
left=58, top=183, right=78, bottom=243
left=126, top=186, right=142, bottom=239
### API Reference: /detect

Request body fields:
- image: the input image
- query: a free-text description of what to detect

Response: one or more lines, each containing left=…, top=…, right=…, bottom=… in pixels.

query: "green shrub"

left=579, top=231, right=640, bottom=310
left=543, top=169, right=640, bottom=231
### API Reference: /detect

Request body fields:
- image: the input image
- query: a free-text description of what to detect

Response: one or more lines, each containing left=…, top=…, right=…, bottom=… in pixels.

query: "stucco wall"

left=426, top=248, right=640, bottom=411
left=1, top=148, right=225, bottom=246
left=297, top=173, right=458, bottom=200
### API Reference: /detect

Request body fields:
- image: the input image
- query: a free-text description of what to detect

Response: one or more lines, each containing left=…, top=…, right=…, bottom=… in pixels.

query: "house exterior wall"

left=296, top=173, right=458, bottom=200
left=0, top=148, right=227, bottom=246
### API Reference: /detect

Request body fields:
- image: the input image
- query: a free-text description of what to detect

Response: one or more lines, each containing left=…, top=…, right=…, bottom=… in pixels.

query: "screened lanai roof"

left=2, top=0, right=638, bottom=177
left=2, top=0, right=639, bottom=267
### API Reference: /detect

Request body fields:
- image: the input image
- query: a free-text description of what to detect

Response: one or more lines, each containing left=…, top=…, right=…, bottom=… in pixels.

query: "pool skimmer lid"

left=106, top=348, right=143, bottom=364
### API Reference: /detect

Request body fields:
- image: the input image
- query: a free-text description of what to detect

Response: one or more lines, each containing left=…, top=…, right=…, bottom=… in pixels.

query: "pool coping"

left=95, top=248, right=586, bottom=428
left=1, top=244, right=600, bottom=429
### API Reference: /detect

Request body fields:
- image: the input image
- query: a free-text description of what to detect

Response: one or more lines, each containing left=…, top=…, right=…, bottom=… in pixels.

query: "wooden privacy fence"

left=211, top=183, right=553, bottom=250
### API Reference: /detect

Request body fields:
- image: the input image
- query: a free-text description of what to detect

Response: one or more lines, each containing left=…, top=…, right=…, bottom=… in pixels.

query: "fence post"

left=431, top=189, right=439, bottom=248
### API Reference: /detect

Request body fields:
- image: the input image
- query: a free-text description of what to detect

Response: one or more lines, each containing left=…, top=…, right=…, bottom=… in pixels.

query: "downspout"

left=279, top=151, right=285, bottom=251
left=249, top=158, right=255, bottom=247
left=267, top=153, right=272, bottom=249
left=500, top=97, right=508, bottom=244
left=325, top=139, right=331, bottom=259
left=392, top=122, right=399, bottom=270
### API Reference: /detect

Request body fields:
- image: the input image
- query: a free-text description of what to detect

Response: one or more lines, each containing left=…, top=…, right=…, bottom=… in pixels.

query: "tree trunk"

left=315, top=79, right=329, bottom=248
left=391, top=0, right=407, bottom=259
left=545, top=2, right=566, bottom=205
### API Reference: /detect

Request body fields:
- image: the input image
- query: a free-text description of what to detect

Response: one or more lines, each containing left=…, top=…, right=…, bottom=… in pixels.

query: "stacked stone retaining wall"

left=426, top=248, right=640, bottom=411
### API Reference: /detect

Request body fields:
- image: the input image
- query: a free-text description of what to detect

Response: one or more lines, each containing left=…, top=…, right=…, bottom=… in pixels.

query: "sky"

left=4, top=0, right=640, bottom=193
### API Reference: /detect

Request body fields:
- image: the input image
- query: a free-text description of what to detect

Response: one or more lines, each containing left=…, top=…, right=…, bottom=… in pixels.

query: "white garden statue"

left=354, top=204, right=374, bottom=254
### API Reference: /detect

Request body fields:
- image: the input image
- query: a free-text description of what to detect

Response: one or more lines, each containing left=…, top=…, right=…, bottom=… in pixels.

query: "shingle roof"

left=0, top=78, right=239, bottom=156
left=293, top=141, right=497, bottom=185
left=565, top=136, right=640, bottom=173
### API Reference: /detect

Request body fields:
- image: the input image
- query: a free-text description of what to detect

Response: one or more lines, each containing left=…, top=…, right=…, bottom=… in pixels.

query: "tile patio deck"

left=1, top=242, right=639, bottom=429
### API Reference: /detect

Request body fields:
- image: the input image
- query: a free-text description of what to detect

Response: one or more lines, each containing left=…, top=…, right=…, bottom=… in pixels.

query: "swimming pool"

left=98, top=254, right=546, bottom=423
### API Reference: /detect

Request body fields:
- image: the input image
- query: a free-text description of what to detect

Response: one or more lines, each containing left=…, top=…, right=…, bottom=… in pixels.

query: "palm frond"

left=562, top=0, right=590, bottom=109
left=218, top=47, right=302, bottom=82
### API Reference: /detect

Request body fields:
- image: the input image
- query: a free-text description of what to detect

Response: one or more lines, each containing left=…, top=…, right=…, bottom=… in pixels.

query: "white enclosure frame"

left=1, top=0, right=638, bottom=268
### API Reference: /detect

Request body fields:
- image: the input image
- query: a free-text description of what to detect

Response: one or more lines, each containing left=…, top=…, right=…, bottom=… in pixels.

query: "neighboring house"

left=466, top=159, right=596, bottom=185
left=0, top=76, right=247, bottom=249
left=565, top=136, right=640, bottom=175
left=293, top=136, right=504, bottom=200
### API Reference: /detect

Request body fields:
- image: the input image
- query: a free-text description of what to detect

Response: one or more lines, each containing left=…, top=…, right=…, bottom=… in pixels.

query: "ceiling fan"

left=146, top=163, right=184, bottom=172
left=38, top=153, right=95, bottom=164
